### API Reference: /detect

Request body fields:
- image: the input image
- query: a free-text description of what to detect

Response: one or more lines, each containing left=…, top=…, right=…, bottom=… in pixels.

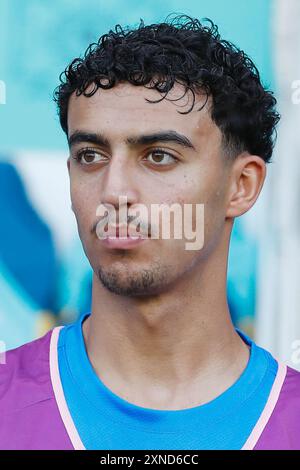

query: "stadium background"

left=0, top=0, right=299, bottom=368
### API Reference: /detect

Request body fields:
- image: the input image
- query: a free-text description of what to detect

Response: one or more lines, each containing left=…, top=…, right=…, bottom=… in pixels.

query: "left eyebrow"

left=126, top=130, right=196, bottom=150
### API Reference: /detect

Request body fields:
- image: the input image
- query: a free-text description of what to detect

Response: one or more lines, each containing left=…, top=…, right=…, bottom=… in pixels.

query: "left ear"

left=225, top=153, right=266, bottom=218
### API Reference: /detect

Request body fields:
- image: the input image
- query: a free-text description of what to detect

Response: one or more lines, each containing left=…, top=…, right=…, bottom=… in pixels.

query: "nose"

left=100, top=153, right=140, bottom=211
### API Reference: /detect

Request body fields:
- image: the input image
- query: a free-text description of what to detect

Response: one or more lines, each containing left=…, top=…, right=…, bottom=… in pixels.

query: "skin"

left=66, top=81, right=266, bottom=410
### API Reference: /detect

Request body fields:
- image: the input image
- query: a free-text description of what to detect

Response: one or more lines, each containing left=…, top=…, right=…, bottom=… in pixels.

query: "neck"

left=82, top=236, right=250, bottom=410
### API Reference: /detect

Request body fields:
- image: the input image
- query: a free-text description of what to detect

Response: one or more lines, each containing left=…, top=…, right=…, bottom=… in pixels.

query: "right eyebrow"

left=68, top=131, right=110, bottom=148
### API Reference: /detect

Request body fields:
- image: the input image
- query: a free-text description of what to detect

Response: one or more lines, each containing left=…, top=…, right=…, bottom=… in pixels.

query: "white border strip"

left=241, top=361, right=287, bottom=450
left=49, top=326, right=86, bottom=450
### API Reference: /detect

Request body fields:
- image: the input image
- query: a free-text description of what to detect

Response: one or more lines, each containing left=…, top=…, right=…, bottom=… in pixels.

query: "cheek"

left=172, top=168, right=227, bottom=242
left=202, top=178, right=229, bottom=251
left=70, top=179, right=97, bottom=233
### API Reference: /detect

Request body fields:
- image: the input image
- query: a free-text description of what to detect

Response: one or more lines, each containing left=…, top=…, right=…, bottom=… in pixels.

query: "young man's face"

left=67, top=81, right=233, bottom=296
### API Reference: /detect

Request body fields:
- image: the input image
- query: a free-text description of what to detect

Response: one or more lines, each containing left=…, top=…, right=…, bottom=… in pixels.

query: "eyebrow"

left=68, top=130, right=196, bottom=151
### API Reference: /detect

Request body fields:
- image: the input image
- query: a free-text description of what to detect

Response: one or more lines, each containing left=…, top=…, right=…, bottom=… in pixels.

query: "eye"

left=144, top=149, right=178, bottom=166
left=73, top=148, right=108, bottom=165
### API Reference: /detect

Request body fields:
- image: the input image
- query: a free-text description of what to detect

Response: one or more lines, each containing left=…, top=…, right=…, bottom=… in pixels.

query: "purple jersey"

left=0, top=326, right=300, bottom=450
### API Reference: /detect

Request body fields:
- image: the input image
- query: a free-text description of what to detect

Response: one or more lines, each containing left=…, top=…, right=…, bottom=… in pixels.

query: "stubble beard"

left=97, top=258, right=172, bottom=297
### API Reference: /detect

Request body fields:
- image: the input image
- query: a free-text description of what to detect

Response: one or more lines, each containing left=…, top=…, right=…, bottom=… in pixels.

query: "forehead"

left=67, top=81, right=219, bottom=144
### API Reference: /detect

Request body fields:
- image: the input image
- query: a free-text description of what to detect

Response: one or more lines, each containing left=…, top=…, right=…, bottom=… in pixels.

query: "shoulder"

left=262, top=360, right=300, bottom=417
left=280, top=364, right=300, bottom=403
left=0, top=326, right=76, bottom=449
left=0, top=327, right=58, bottom=413
left=254, top=363, right=300, bottom=450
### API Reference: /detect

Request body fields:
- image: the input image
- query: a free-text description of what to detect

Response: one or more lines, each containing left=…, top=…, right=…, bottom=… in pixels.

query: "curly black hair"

left=54, top=13, right=280, bottom=163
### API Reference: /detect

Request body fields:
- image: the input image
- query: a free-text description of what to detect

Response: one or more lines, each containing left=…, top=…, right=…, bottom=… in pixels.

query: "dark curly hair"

left=54, top=13, right=280, bottom=163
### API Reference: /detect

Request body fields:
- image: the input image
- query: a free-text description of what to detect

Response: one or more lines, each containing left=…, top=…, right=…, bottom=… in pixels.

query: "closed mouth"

left=104, top=224, right=148, bottom=239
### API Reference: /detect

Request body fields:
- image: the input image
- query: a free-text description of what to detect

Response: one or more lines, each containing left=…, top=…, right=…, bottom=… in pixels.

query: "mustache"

left=91, top=214, right=153, bottom=237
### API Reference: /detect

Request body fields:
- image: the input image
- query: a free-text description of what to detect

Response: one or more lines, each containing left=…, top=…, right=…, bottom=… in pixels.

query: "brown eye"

left=75, top=149, right=107, bottom=165
left=82, top=152, right=97, bottom=163
left=146, top=150, right=177, bottom=165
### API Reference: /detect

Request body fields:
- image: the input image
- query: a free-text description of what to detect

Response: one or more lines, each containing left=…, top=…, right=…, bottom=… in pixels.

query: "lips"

left=98, top=224, right=148, bottom=249
left=104, top=224, right=147, bottom=239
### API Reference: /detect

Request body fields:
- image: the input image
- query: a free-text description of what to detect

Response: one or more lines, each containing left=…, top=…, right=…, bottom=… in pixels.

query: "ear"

left=225, top=153, right=266, bottom=218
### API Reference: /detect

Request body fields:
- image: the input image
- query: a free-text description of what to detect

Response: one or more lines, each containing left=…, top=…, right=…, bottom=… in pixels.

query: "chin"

left=96, top=261, right=171, bottom=297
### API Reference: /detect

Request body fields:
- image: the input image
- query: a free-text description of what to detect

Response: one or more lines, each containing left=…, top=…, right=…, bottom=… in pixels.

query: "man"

left=1, top=14, right=300, bottom=450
